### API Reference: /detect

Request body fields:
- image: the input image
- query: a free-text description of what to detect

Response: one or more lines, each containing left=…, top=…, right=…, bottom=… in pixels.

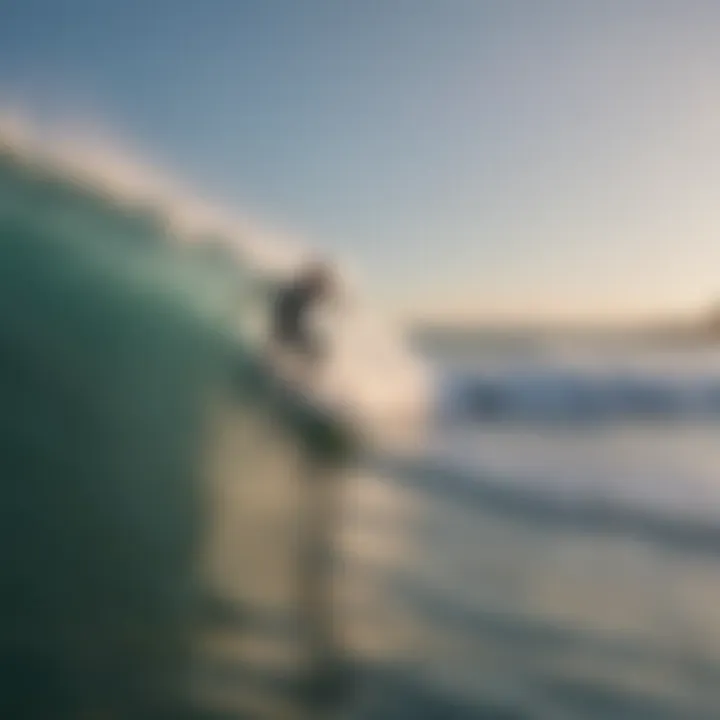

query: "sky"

left=2, top=0, right=720, bottom=324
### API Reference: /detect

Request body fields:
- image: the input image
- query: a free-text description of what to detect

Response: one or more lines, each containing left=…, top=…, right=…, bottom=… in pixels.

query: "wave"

left=5, top=115, right=720, bottom=718
left=439, top=366, right=720, bottom=422
left=0, top=116, right=430, bottom=429
left=371, top=450, right=720, bottom=557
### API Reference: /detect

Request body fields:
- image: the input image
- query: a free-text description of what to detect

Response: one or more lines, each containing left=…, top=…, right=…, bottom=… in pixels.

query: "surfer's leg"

left=303, top=332, right=328, bottom=370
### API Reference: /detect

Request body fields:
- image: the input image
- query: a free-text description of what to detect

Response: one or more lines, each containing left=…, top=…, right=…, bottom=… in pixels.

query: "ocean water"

left=3, top=128, right=720, bottom=720
left=367, top=340, right=720, bottom=719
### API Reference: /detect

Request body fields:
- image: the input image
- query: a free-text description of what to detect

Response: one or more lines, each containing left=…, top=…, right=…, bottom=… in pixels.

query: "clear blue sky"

left=3, top=0, right=720, bottom=323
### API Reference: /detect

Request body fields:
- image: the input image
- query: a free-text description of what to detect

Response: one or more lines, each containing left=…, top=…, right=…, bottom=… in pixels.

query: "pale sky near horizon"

left=2, top=1, right=720, bottom=323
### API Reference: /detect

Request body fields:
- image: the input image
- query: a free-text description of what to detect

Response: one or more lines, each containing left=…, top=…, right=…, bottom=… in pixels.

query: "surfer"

left=270, top=260, right=336, bottom=371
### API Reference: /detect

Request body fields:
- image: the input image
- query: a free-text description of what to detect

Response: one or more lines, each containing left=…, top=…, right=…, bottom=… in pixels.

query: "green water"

left=0, top=147, right=244, bottom=716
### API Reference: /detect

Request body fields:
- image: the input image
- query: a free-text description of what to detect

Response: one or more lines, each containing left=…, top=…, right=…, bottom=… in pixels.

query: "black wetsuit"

left=272, top=277, right=326, bottom=360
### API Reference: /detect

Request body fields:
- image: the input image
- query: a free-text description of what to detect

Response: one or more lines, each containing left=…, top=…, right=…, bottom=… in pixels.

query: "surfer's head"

left=300, top=258, right=334, bottom=296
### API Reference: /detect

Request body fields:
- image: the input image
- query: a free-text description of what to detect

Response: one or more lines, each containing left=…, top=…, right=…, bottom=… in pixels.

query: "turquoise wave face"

left=0, top=145, right=253, bottom=715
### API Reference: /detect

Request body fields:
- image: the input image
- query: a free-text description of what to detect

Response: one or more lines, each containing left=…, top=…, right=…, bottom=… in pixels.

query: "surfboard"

left=278, top=365, right=369, bottom=460
left=237, top=346, right=365, bottom=462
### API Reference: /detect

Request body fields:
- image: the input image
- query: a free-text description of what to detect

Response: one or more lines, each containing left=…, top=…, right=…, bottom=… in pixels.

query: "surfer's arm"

left=246, top=275, right=281, bottom=304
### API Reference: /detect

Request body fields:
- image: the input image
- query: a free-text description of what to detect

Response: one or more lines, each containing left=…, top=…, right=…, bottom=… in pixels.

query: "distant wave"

left=439, top=367, right=720, bottom=422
